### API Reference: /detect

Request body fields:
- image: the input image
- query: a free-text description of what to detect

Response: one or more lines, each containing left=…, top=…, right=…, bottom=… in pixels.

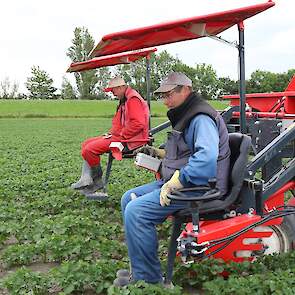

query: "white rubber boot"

left=80, top=165, right=104, bottom=194
left=70, top=160, right=94, bottom=190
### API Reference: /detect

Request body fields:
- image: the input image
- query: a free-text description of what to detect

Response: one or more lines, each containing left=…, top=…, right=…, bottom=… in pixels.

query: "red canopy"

left=67, top=48, right=157, bottom=73
left=90, top=1, right=274, bottom=58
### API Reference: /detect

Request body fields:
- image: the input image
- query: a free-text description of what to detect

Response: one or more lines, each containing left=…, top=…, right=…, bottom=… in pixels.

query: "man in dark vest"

left=115, top=72, right=230, bottom=286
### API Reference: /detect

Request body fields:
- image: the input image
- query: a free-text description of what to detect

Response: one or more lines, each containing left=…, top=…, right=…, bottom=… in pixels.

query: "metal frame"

left=207, top=22, right=247, bottom=134
left=246, top=123, right=295, bottom=202
left=164, top=123, right=294, bottom=284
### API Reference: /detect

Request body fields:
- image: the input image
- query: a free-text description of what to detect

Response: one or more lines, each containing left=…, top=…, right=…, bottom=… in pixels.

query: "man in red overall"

left=71, top=76, right=150, bottom=194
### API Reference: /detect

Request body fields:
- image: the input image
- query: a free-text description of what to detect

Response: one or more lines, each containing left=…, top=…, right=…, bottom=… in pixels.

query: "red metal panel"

left=265, top=181, right=295, bottom=210
left=231, top=111, right=294, bottom=119
left=67, top=48, right=157, bottom=73
left=285, top=96, right=295, bottom=114
left=285, top=75, right=295, bottom=91
left=223, top=91, right=295, bottom=113
left=191, top=214, right=262, bottom=243
left=183, top=212, right=283, bottom=262
left=223, top=75, right=295, bottom=114
left=90, top=2, right=275, bottom=58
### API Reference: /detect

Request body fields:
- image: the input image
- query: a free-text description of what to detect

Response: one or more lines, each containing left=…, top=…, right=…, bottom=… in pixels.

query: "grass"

left=0, top=117, right=294, bottom=294
left=0, top=99, right=229, bottom=118
left=0, top=117, right=168, bottom=294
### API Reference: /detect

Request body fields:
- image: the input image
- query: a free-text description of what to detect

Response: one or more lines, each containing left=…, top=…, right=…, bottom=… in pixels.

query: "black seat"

left=170, top=133, right=252, bottom=214
left=198, top=132, right=252, bottom=213
left=164, top=133, right=252, bottom=284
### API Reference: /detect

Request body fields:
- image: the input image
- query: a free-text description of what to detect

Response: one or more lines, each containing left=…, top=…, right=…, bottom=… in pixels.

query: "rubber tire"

left=281, top=213, right=295, bottom=249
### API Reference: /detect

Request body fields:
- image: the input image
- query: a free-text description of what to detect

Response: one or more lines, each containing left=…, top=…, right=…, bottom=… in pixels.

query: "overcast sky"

left=1, top=0, right=294, bottom=93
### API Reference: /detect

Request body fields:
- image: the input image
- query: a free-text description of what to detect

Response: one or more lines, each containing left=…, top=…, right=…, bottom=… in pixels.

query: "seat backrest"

left=199, top=132, right=252, bottom=214
left=226, top=133, right=252, bottom=203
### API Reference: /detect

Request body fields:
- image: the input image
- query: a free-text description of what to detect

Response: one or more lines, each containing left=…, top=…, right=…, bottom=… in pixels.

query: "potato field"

left=0, top=100, right=294, bottom=295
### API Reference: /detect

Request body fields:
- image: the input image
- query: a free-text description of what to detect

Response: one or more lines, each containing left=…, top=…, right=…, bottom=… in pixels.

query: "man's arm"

left=120, top=97, right=147, bottom=139
left=179, top=114, right=219, bottom=187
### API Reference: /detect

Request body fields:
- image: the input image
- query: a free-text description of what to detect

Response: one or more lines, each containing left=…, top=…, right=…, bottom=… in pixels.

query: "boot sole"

left=79, top=183, right=104, bottom=195
left=70, top=180, right=94, bottom=190
left=85, top=192, right=108, bottom=201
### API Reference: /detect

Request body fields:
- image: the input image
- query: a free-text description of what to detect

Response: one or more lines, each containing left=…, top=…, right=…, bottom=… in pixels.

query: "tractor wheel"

left=253, top=223, right=292, bottom=255
left=285, top=194, right=295, bottom=249
left=235, top=217, right=295, bottom=259
left=253, top=192, right=295, bottom=254
left=281, top=212, right=295, bottom=249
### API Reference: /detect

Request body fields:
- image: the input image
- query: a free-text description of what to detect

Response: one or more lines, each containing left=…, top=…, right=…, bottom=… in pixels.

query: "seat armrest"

left=177, top=186, right=210, bottom=192
left=167, top=188, right=221, bottom=202
left=120, top=138, right=152, bottom=143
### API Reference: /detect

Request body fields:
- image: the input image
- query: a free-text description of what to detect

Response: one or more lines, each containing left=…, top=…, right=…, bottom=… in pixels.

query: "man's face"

left=161, top=86, right=190, bottom=109
left=111, top=86, right=126, bottom=99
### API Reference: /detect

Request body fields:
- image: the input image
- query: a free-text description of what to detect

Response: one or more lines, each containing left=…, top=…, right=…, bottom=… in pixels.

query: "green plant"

left=0, top=116, right=293, bottom=294
left=1, top=267, right=51, bottom=295
left=50, top=260, right=124, bottom=294
left=203, top=269, right=295, bottom=294
left=108, top=281, right=183, bottom=295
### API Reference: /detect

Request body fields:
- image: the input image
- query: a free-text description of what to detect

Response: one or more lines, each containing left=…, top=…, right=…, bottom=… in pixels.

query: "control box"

left=135, top=153, right=162, bottom=172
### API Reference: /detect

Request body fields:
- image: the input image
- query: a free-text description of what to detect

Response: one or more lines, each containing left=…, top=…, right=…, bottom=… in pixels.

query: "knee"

left=81, top=138, right=91, bottom=149
left=121, top=190, right=133, bottom=213
left=81, top=146, right=88, bottom=159
left=81, top=141, right=94, bottom=158
left=124, top=201, right=139, bottom=226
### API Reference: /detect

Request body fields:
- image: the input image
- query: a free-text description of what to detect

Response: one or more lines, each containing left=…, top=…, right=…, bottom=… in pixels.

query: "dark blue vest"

left=161, top=93, right=230, bottom=195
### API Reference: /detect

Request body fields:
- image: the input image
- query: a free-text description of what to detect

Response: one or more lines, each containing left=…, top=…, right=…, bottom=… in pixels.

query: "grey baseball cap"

left=154, top=72, right=192, bottom=93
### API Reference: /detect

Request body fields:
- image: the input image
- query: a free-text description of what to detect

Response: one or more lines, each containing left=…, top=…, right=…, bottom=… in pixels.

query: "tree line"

left=1, top=27, right=294, bottom=100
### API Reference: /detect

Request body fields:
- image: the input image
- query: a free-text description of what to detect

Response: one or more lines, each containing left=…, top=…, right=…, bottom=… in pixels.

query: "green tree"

left=286, top=69, right=295, bottom=85
left=194, top=63, right=220, bottom=99
left=247, top=69, right=295, bottom=93
left=219, top=77, right=238, bottom=96
left=61, top=77, right=77, bottom=100
left=96, top=67, right=112, bottom=100
left=173, top=62, right=197, bottom=87
left=67, top=27, right=107, bottom=99
left=0, top=77, right=19, bottom=99
left=152, top=51, right=180, bottom=93
left=113, top=50, right=178, bottom=100
left=247, top=70, right=279, bottom=93
left=25, top=66, right=57, bottom=99
left=115, top=59, right=147, bottom=98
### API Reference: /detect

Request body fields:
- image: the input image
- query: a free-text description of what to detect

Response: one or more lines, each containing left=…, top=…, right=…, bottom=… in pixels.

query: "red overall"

left=81, top=87, right=149, bottom=167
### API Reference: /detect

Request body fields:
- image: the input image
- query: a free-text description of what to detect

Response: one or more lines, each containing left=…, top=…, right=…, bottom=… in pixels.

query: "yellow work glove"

left=136, top=145, right=166, bottom=159
left=160, top=170, right=183, bottom=206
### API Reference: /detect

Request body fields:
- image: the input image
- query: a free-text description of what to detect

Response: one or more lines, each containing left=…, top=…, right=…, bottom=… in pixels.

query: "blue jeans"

left=121, top=180, right=190, bottom=283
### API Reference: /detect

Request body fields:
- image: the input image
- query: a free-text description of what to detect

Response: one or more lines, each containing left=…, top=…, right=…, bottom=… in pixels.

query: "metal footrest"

left=85, top=191, right=108, bottom=201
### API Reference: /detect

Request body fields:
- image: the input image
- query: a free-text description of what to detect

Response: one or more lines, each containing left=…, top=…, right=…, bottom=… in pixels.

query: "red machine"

left=222, top=75, right=295, bottom=180
left=71, top=0, right=295, bottom=284
left=223, top=75, right=295, bottom=120
left=165, top=125, right=294, bottom=283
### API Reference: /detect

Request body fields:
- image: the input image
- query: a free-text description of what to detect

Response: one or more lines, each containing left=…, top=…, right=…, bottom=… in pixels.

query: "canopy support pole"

left=146, top=54, right=151, bottom=130
left=238, top=22, right=247, bottom=134
left=207, top=35, right=238, bottom=49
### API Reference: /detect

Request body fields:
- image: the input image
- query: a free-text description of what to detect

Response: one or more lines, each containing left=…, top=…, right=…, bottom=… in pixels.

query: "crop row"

left=0, top=118, right=294, bottom=294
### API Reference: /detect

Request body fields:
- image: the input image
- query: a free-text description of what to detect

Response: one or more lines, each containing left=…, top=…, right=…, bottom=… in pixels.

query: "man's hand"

left=136, top=145, right=166, bottom=159
left=160, top=170, right=183, bottom=206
